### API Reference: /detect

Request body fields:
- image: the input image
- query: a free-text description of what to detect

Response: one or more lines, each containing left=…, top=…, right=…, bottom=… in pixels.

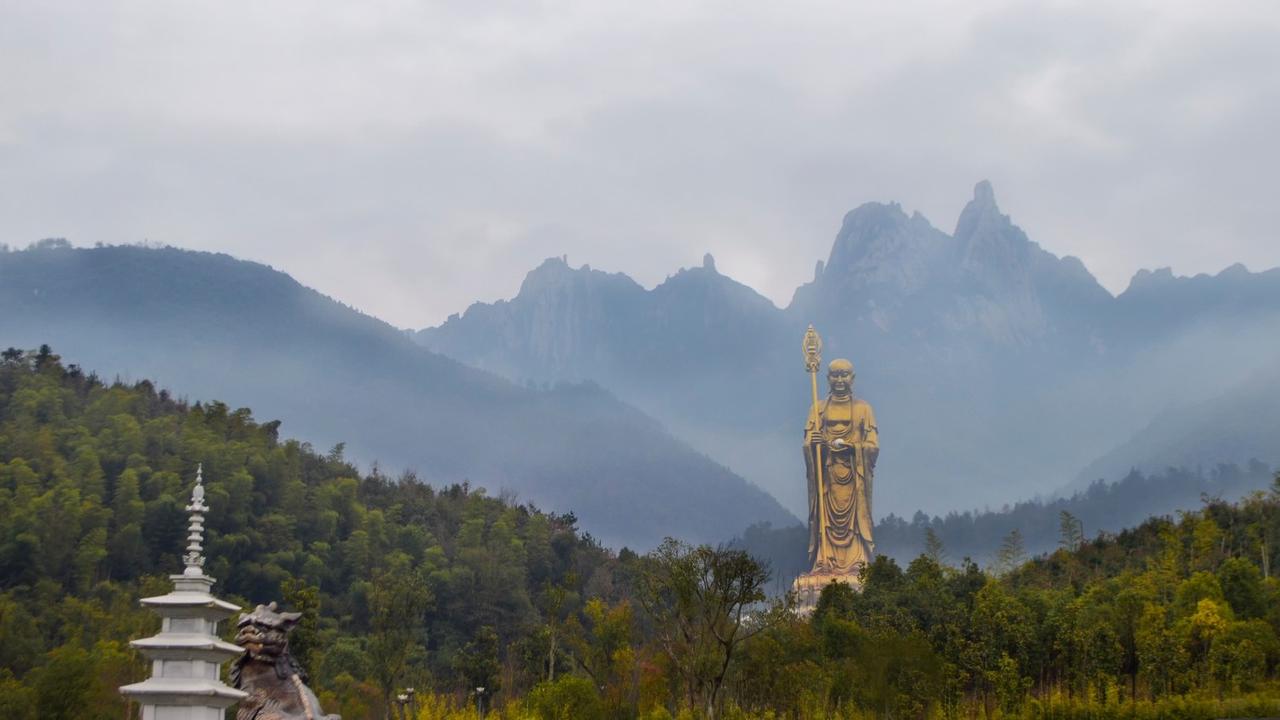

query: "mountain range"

left=417, top=181, right=1280, bottom=517
left=6, top=181, right=1276, bottom=546
left=0, top=242, right=795, bottom=549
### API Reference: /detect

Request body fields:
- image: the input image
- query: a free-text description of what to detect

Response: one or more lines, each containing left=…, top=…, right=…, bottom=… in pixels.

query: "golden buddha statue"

left=794, top=327, right=878, bottom=606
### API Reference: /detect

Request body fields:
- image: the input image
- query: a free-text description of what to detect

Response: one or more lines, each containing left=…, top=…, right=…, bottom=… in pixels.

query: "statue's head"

left=234, top=601, right=300, bottom=664
left=827, top=359, right=854, bottom=397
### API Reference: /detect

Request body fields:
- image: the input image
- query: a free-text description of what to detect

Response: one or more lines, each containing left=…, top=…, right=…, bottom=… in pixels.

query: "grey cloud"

left=1, top=1, right=1278, bottom=326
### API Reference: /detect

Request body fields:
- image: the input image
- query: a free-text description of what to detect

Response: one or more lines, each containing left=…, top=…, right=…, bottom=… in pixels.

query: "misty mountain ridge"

left=1074, top=361, right=1280, bottom=490
left=5, top=180, right=1274, bottom=544
left=0, top=242, right=796, bottom=549
left=791, top=181, right=1111, bottom=348
left=417, top=181, right=1280, bottom=518
left=431, top=251, right=787, bottom=384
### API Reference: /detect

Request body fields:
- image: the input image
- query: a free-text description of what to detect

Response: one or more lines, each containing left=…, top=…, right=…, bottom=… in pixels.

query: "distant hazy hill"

left=417, top=182, right=1280, bottom=518
left=1075, top=363, right=1280, bottom=489
left=0, top=243, right=795, bottom=548
left=419, top=253, right=797, bottom=507
left=736, top=460, right=1277, bottom=591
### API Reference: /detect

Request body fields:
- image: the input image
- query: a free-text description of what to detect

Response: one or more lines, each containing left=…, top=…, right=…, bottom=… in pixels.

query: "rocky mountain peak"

left=1126, top=263, right=1276, bottom=296
left=952, top=180, right=1053, bottom=290
left=1218, top=262, right=1250, bottom=278
left=826, top=201, right=912, bottom=273
left=973, top=179, right=996, bottom=206
left=516, top=255, right=642, bottom=299
left=806, top=198, right=955, bottom=304
left=953, top=180, right=1007, bottom=246
left=517, top=256, right=574, bottom=295
left=1126, top=267, right=1177, bottom=293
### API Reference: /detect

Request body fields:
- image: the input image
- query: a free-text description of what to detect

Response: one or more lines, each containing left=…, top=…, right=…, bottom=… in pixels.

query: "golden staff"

left=803, top=325, right=830, bottom=568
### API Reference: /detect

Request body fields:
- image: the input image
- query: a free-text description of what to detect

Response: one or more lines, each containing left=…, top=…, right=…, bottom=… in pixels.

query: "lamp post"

left=475, top=686, right=486, bottom=716
left=405, top=687, right=417, bottom=718
left=395, top=692, right=408, bottom=720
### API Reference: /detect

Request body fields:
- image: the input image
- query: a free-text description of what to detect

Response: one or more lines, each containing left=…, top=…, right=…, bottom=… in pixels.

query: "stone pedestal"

left=791, top=570, right=862, bottom=614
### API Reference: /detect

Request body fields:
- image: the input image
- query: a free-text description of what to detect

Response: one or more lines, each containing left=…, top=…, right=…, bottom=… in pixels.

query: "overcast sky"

left=2, top=1, right=1278, bottom=327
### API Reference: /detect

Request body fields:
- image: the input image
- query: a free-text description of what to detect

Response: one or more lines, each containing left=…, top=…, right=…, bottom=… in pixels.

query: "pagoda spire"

left=120, top=464, right=247, bottom=719
left=183, top=463, right=209, bottom=576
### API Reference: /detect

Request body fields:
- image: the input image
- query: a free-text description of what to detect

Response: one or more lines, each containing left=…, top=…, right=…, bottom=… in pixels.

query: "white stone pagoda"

left=120, top=464, right=247, bottom=720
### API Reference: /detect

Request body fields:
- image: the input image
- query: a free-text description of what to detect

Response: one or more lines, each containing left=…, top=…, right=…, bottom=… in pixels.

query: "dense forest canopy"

left=0, top=346, right=621, bottom=718
left=1, top=347, right=1279, bottom=720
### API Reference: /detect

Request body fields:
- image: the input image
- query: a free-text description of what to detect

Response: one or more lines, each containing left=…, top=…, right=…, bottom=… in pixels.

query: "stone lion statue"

left=230, top=602, right=340, bottom=720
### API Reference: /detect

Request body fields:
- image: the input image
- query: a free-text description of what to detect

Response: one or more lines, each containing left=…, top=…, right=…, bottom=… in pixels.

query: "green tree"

left=1135, top=602, right=1183, bottom=699
left=0, top=596, right=44, bottom=675
left=967, top=581, right=1031, bottom=716
left=455, top=626, right=502, bottom=708
left=1191, top=517, right=1225, bottom=572
left=924, top=527, right=946, bottom=565
left=1185, top=598, right=1231, bottom=684
left=1218, top=557, right=1267, bottom=619
left=280, top=578, right=322, bottom=675
left=108, top=468, right=147, bottom=578
left=1210, top=620, right=1276, bottom=693
left=1059, top=511, right=1084, bottom=552
left=567, top=597, right=637, bottom=713
left=366, top=563, right=431, bottom=718
left=30, top=644, right=111, bottom=720
left=994, top=529, right=1026, bottom=576
left=539, top=574, right=576, bottom=682
left=637, top=539, right=784, bottom=720
left=528, top=675, right=605, bottom=720
left=0, top=669, right=36, bottom=720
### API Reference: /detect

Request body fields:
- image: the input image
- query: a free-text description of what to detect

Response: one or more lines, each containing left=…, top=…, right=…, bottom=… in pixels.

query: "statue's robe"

left=804, top=394, right=878, bottom=575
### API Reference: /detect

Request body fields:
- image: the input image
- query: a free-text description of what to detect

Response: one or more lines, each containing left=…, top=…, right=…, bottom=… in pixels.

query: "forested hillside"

left=0, top=242, right=794, bottom=548
left=786, top=486, right=1280, bottom=719
left=0, top=347, right=621, bottom=718
left=2, top=349, right=1278, bottom=720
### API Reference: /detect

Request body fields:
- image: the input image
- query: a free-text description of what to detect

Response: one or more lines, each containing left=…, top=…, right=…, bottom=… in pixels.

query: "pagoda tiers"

left=120, top=464, right=247, bottom=719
